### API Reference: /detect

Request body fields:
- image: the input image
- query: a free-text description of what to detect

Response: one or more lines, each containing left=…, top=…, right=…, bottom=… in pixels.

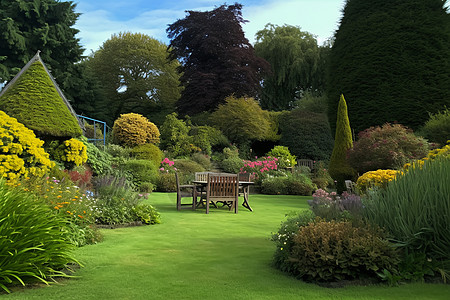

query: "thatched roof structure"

left=0, top=51, right=82, bottom=138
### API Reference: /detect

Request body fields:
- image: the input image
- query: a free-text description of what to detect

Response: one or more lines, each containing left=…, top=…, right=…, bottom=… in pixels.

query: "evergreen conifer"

left=328, top=94, right=356, bottom=193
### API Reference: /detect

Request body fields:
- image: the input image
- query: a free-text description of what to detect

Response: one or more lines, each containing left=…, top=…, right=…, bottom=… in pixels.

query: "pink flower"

left=159, top=167, right=164, bottom=171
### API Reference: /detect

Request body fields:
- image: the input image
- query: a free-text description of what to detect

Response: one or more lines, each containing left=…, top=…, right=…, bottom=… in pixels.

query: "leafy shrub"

left=347, top=123, right=429, bottom=174
left=190, top=153, right=212, bottom=170
left=133, top=204, right=161, bottom=225
left=66, top=167, right=93, bottom=190
left=311, top=161, right=334, bottom=190
left=425, top=141, right=450, bottom=160
left=261, top=174, right=315, bottom=195
left=120, top=159, right=159, bottom=192
left=266, top=145, right=297, bottom=168
left=92, top=176, right=142, bottom=225
left=83, top=138, right=114, bottom=175
left=419, top=107, right=450, bottom=145
left=271, top=210, right=316, bottom=273
left=104, top=143, right=131, bottom=159
left=83, top=122, right=104, bottom=140
left=209, top=96, right=273, bottom=144
left=157, top=172, right=177, bottom=192
left=363, top=157, right=450, bottom=273
left=173, top=159, right=205, bottom=175
left=112, top=113, right=160, bottom=147
left=293, top=92, right=328, bottom=114
left=356, top=169, right=398, bottom=194
left=130, top=143, right=162, bottom=166
left=220, top=156, right=244, bottom=174
left=0, top=110, right=54, bottom=182
left=279, top=109, right=334, bottom=161
left=53, top=138, right=88, bottom=169
left=290, top=219, right=399, bottom=282
left=159, top=113, right=192, bottom=157
left=190, top=125, right=229, bottom=155
left=0, top=180, right=78, bottom=293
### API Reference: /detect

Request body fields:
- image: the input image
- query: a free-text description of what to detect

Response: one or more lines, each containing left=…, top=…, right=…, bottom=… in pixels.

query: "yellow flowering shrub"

left=403, top=141, right=450, bottom=171
left=0, top=110, right=54, bottom=182
left=54, top=138, right=88, bottom=168
left=356, top=169, right=398, bottom=193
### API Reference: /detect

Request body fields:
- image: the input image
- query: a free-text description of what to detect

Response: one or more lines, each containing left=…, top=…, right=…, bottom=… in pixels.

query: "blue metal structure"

left=77, top=115, right=108, bottom=146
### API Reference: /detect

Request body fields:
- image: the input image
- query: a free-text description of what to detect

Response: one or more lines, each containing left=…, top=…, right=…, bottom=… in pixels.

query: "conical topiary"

left=0, top=52, right=82, bottom=139
left=328, top=94, right=356, bottom=193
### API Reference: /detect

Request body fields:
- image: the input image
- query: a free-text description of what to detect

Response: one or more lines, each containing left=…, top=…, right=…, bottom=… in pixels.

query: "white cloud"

left=75, top=0, right=345, bottom=55
left=243, top=0, right=344, bottom=45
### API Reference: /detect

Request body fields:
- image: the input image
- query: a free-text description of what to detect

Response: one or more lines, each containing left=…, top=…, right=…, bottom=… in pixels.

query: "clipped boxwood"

left=130, top=143, right=163, bottom=166
left=120, top=159, right=159, bottom=191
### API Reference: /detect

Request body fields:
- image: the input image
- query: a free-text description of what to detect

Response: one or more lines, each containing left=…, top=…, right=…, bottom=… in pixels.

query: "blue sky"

left=74, top=0, right=346, bottom=55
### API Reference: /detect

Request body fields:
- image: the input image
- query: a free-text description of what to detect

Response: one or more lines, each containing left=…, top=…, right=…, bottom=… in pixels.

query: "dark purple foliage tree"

left=167, top=3, right=270, bottom=115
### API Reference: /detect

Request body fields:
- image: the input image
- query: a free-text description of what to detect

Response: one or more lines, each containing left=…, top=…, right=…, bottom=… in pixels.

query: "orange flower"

left=57, top=195, right=62, bottom=198
left=54, top=206, right=59, bottom=210
left=78, top=215, right=83, bottom=218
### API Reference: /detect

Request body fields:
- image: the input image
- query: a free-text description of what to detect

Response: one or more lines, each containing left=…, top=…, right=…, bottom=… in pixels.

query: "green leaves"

left=0, top=180, right=78, bottom=293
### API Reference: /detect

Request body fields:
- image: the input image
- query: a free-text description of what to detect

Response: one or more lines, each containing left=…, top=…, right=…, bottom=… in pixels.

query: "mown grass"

left=4, top=193, right=450, bottom=299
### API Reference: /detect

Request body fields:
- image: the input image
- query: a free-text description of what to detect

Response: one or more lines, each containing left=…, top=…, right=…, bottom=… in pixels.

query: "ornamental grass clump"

left=0, top=110, right=54, bottom=182
left=0, top=180, right=79, bottom=293
left=363, top=157, right=450, bottom=275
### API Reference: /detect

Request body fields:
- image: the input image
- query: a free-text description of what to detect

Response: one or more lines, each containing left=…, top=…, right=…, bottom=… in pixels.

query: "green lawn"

left=4, top=193, right=450, bottom=299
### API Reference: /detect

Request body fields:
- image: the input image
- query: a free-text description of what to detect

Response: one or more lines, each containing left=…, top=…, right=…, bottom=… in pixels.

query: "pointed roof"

left=0, top=51, right=82, bottom=138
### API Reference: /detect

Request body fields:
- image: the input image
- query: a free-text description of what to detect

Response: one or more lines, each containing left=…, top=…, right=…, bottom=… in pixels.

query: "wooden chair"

left=205, top=173, right=239, bottom=214
left=176, top=173, right=196, bottom=210
left=345, top=180, right=356, bottom=194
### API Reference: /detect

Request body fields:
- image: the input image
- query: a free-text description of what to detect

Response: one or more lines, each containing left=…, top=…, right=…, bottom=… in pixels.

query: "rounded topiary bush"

left=120, top=159, right=159, bottom=191
left=0, top=110, right=54, bottom=182
left=112, top=113, right=160, bottom=148
left=130, top=143, right=163, bottom=166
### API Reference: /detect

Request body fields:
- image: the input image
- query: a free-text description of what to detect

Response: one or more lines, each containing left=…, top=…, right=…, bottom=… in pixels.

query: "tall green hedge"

left=279, top=109, right=333, bottom=161
left=327, top=0, right=450, bottom=134
left=328, top=94, right=356, bottom=192
left=0, top=61, right=82, bottom=138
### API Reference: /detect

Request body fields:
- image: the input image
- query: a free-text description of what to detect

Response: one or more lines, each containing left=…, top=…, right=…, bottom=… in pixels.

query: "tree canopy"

left=209, top=96, right=272, bottom=146
left=0, top=0, right=83, bottom=84
left=327, top=0, right=450, bottom=134
left=254, top=24, right=329, bottom=111
left=167, top=3, right=270, bottom=115
left=88, top=32, right=182, bottom=125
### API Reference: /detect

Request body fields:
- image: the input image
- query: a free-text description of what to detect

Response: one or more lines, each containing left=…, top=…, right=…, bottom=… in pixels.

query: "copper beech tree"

left=167, top=3, right=270, bottom=115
